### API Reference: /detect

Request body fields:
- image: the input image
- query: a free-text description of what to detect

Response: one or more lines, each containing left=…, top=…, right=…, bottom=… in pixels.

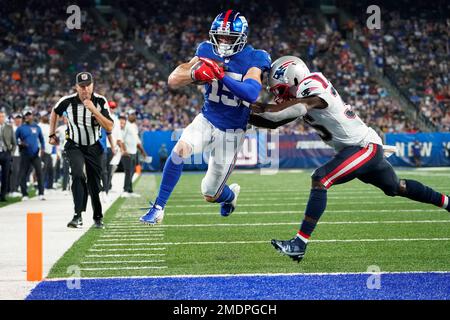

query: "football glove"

left=198, top=57, right=225, bottom=80
left=190, top=60, right=216, bottom=84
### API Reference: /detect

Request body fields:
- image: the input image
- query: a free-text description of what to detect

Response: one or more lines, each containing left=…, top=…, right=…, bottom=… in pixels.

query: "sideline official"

left=49, top=72, right=113, bottom=229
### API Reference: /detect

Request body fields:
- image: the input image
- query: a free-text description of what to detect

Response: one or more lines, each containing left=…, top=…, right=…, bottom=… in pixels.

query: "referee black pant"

left=65, top=139, right=103, bottom=220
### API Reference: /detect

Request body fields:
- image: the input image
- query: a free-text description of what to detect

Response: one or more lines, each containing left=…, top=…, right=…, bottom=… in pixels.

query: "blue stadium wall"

left=141, top=131, right=450, bottom=170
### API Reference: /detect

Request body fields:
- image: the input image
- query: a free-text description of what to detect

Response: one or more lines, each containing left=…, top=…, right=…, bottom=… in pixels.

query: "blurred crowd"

left=355, top=2, right=449, bottom=131
left=1, top=0, right=441, bottom=136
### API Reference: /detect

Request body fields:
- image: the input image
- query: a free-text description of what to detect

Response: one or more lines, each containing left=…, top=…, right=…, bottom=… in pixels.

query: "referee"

left=48, top=72, right=113, bottom=229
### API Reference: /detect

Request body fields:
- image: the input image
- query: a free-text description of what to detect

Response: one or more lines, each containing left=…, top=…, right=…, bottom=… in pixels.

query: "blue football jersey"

left=195, top=41, right=271, bottom=131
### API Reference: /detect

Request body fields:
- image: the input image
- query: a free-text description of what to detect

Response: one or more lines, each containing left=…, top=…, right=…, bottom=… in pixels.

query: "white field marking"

left=123, top=220, right=450, bottom=228
left=88, top=247, right=166, bottom=252
left=85, top=254, right=166, bottom=258
left=97, top=238, right=164, bottom=242
left=81, top=260, right=166, bottom=264
left=164, top=196, right=430, bottom=203
left=100, top=234, right=165, bottom=238
left=44, top=270, right=450, bottom=281
left=167, top=200, right=428, bottom=208
left=79, top=266, right=168, bottom=271
left=93, top=238, right=450, bottom=247
left=99, top=233, right=165, bottom=237
left=93, top=243, right=166, bottom=247
left=114, top=208, right=443, bottom=218
left=168, top=187, right=450, bottom=196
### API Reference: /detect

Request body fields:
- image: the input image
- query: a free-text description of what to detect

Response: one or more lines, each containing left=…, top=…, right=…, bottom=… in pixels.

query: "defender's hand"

left=190, top=61, right=216, bottom=83
left=198, top=58, right=225, bottom=80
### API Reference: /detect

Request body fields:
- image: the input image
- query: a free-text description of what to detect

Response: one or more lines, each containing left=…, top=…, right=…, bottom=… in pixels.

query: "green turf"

left=47, top=169, right=450, bottom=278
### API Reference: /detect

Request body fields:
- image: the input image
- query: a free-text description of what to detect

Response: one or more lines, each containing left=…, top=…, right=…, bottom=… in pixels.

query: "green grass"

left=48, top=169, right=450, bottom=278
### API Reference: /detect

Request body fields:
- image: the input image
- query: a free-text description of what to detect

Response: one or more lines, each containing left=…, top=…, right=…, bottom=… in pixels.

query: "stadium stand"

left=0, top=0, right=441, bottom=134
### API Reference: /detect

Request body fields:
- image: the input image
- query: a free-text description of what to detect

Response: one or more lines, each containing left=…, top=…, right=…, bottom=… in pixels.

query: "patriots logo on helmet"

left=272, top=60, right=294, bottom=80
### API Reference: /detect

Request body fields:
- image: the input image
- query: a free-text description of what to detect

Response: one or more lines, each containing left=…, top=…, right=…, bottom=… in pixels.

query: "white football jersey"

left=296, top=72, right=382, bottom=151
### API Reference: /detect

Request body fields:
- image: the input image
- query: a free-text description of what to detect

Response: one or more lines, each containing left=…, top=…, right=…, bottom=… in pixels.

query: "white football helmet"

left=268, top=56, right=310, bottom=102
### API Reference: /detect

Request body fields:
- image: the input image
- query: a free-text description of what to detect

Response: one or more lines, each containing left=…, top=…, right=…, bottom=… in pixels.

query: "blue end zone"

left=27, top=272, right=450, bottom=300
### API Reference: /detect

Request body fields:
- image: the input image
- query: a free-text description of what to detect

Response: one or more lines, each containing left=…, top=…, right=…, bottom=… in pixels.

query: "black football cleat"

left=271, top=237, right=307, bottom=263
left=67, top=215, right=83, bottom=228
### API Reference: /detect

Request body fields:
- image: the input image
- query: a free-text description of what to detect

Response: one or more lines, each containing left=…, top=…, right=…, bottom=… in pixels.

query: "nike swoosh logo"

left=203, top=71, right=212, bottom=78
left=304, top=81, right=312, bottom=85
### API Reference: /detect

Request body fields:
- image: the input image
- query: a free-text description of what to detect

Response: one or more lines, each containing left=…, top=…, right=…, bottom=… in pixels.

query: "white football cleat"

left=38, top=195, right=46, bottom=201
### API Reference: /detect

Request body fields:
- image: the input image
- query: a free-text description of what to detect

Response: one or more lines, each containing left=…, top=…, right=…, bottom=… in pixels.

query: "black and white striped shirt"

left=53, top=93, right=112, bottom=146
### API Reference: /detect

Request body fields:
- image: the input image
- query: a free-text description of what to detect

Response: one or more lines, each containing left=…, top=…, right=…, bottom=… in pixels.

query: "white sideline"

left=42, top=270, right=450, bottom=282
left=0, top=173, right=136, bottom=300
left=89, top=238, right=450, bottom=247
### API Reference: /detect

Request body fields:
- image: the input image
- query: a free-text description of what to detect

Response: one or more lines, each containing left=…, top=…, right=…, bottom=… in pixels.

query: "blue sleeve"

left=250, top=50, right=272, bottom=73
left=221, top=77, right=262, bottom=104
left=194, top=41, right=211, bottom=58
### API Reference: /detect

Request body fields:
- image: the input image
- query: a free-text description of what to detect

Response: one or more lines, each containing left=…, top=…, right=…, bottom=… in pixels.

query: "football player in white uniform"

left=249, top=56, right=450, bottom=262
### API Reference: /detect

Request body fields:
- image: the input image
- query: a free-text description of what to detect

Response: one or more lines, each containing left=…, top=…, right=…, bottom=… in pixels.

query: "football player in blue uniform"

left=140, top=10, right=271, bottom=224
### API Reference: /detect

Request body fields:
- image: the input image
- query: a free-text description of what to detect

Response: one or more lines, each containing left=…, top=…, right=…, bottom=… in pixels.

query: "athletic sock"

left=403, top=179, right=449, bottom=210
left=215, top=184, right=235, bottom=203
left=154, top=152, right=185, bottom=209
left=297, top=189, right=327, bottom=242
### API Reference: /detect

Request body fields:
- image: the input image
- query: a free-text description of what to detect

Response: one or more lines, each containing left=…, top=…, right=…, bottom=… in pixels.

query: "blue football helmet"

left=209, top=10, right=249, bottom=57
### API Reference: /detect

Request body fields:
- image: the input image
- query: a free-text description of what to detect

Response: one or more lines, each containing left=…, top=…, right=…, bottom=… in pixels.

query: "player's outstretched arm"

left=249, top=96, right=327, bottom=123
left=253, top=96, right=327, bottom=114
left=167, top=57, right=200, bottom=89
left=248, top=114, right=298, bottom=129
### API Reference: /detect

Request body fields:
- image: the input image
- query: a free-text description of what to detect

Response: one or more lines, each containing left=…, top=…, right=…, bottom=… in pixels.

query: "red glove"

left=190, top=60, right=215, bottom=83
left=199, top=57, right=225, bottom=80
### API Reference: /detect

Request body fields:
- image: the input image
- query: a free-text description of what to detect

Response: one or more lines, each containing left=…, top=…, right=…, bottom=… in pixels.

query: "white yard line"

left=81, top=260, right=166, bottom=264
left=45, top=270, right=450, bottom=282
left=88, top=247, right=166, bottom=252
left=97, top=238, right=164, bottom=242
left=91, top=238, right=450, bottom=247
left=79, top=266, right=168, bottom=271
left=106, top=220, right=450, bottom=228
left=113, top=208, right=443, bottom=218
left=85, top=254, right=166, bottom=258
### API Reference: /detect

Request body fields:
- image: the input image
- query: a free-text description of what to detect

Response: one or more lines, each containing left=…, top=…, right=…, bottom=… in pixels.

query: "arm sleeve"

left=221, top=77, right=262, bottom=104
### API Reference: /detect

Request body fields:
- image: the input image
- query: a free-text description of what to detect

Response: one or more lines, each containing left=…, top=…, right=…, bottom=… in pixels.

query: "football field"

left=28, top=169, right=450, bottom=299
